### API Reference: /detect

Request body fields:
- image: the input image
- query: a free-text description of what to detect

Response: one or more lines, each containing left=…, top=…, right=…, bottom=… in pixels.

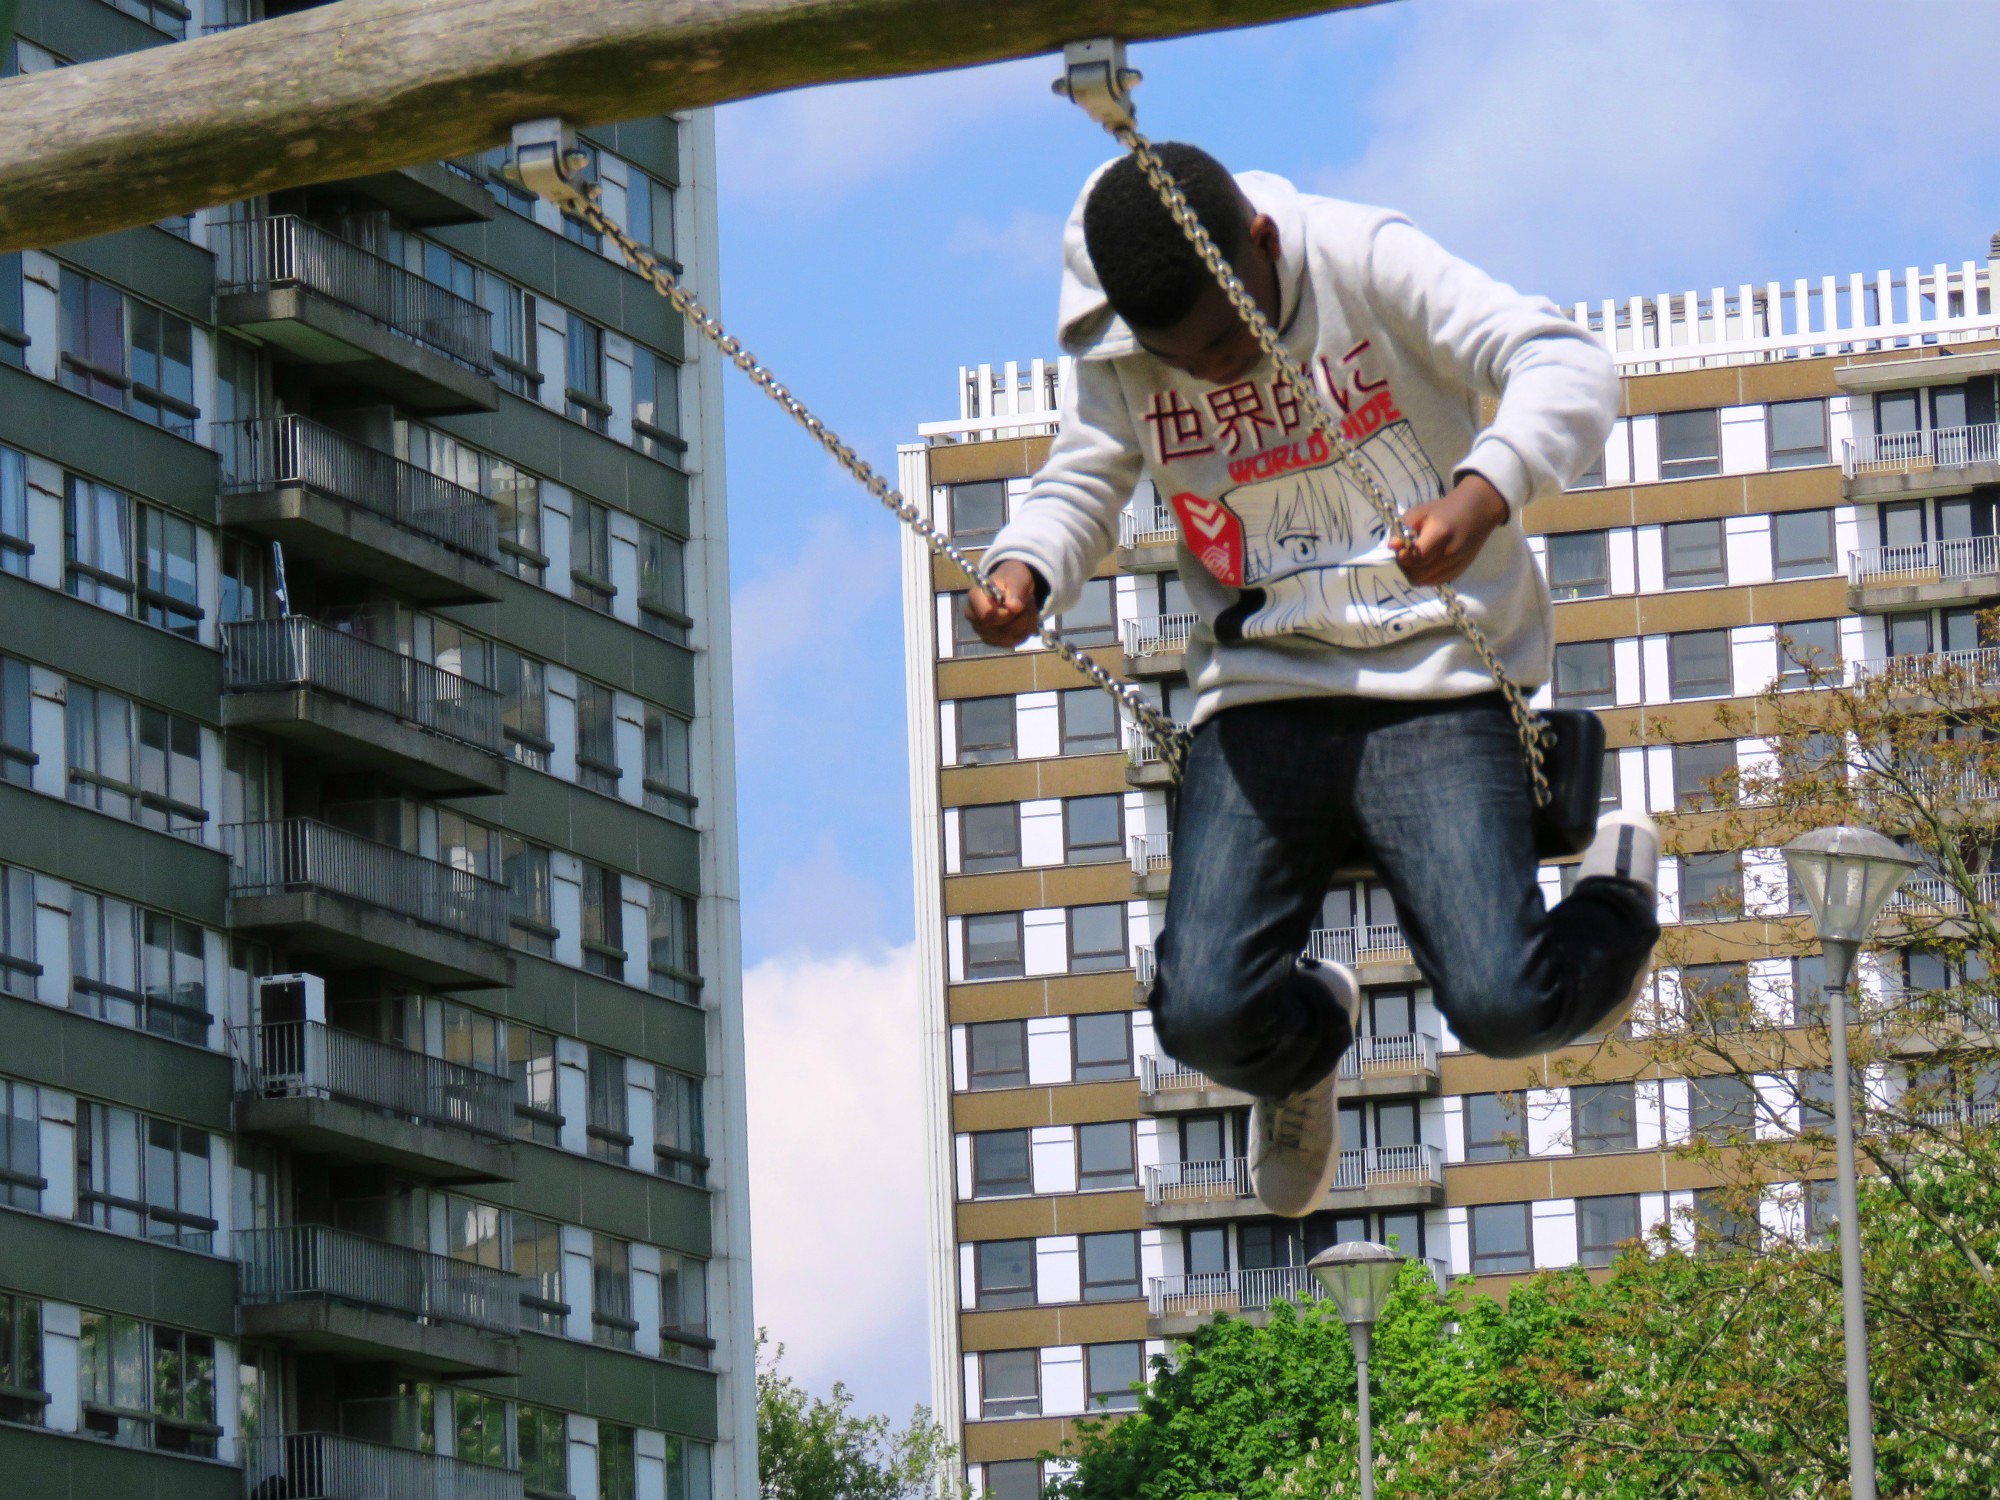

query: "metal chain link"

left=530, top=164, right=1191, bottom=781
left=1108, top=127, right=1554, bottom=807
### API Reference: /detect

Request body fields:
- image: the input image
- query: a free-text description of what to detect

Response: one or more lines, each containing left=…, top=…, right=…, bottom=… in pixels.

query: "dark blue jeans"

left=1151, top=694, right=1659, bottom=1100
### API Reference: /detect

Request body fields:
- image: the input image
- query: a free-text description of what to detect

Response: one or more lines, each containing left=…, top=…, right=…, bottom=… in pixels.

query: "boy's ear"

left=1247, top=212, right=1282, bottom=266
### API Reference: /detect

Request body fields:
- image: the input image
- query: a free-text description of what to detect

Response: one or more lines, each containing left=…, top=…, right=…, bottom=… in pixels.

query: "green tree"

left=756, top=1333, right=961, bottom=1500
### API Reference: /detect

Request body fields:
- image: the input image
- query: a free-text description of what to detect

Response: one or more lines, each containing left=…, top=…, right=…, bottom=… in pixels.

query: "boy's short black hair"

left=1083, top=143, right=1250, bottom=332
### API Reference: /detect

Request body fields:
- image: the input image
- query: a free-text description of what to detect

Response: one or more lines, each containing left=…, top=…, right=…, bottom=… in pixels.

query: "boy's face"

left=1132, top=211, right=1283, bottom=387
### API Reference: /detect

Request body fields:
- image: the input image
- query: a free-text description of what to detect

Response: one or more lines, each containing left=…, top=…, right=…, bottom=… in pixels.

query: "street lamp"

left=1309, top=1241, right=1404, bottom=1500
left=1781, top=824, right=1919, bottom=1500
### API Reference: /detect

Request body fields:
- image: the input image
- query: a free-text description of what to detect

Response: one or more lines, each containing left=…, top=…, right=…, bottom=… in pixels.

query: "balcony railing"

left=224, top=819, right=510, bottom=948
left=1306, top=924, right=1412, bottom=966
left=1130, top=833, right=1172, bottom=876
left=242, top=1432, right=525, bottom=1500
left=1136, top=945, right=1156, bottom=984
left=1842, top=421, right=1999, bottom=478
left=1145, top=1156, right=1252, bottom=1205
left=1140, top=1034, right=1438, bottom=1097
left=1123, top=612, right=1199, bottom=658
left=1139, top=1053, right=1208, bottom=1095
left=1848, top=534, right=2000, bottom=588
left=236, top=1224, right=521, bottom=1335
left=1119, top=502, right=1180, bottom=548
left=225, top=617, right=502, bottom=753
left=229, top=1021, right=513, bottom=1140
left=216, top=416, right=499, bottom=562
left=1147, top=1257, right=1451, bottom=1318
left=1883, top=871, right=2000, bottom=917
left=1849, top=646, right=2000, bottom=690
left=1143, top=1145, right=1444, bottom=1206
left=212, top=215, right=492, bottom=372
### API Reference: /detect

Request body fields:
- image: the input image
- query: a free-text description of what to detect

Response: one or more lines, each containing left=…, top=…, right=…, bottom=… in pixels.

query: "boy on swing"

left=966, top=146, right=1661, bottom=1217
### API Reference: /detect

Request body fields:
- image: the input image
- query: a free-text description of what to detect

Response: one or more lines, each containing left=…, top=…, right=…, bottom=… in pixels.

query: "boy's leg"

left=1151, top=701, right=1358, bottom=1099
left=1350, top=696, right=1659, bottom=1058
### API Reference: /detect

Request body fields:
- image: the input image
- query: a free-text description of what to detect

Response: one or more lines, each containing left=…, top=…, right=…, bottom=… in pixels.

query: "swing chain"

left=508, top=124, right=1191, bottom=780
left=1105, top=125, right=1554, bottom=809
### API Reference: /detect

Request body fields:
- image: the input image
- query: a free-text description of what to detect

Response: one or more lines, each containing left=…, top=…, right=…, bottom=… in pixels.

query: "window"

left=648, top=885, right=700, bottom=1003
left=565, top=313, right=611, bottom=432
left=1063, top=795, right=1123, bottom=864
left=1067, top=904, right=1127, bottom=973
left=960, top=804, right=1020, bottom=873
left=1657, top=408, right=1720, bottom=480
left=0, top=864, right=32, bottom=1002
left=220, top=536, right=272, bottom=624
left=480, top=272, right=541, bottom=400
left=575, top=679, right=621, bottom=796
left=517, top=1404, right=567, bottom=1495
left=1768, top=398, right=1829, bottom=468
left=949, top=481, right=1008, bottom=545
left=655, top=1066, right=707, bottom=1186
left=1772, top=508, right=1835, bottom=579
left=586, top=1049, right=631, bottom=1163
left=1572, top=1083, right=1636, bottom=1154
left=1056, top=577, right=1118, bottom=648
left=1545, top=530, right=1608, bottom=600
left=1086, top=1342, right=1144, bottom=1411
left=1672, top=740, right=1735, bottom=810
left=1667, top=630, right=1732, bottom=700
left=76, top=1103, right=215, bottom=1250
left=967, top=1021, right=1027, bottom=1091
left=70, top=893, right=209, bottom=1044
left=629, top=345, right=682, bottom=462
left=986, top=1461, right=1042, bottom=1500
left=513, top=1214, right=567, bottom=1333
left=974, top=1240, right=1036, bottom=1309
left=1080, top=1230, right=1141, bottom=1299
left=1553, top=640, right=1613, bottom=708
left=639, top=524, right=690, bottom=643
left=60, top=272, right=197, bottom=437
left=509, top=1026, right=561, bottom=1145
left=644, top=705, right=696, bottom=823
left=1797, top=1068, right=1835, bottom=1135
left=1, top=445, right=28, bottom=577
left=1682, top=962, right=1750, bottom=1032
left=1801, top=1180, right=1837, bottom=1246
left=570, top=498, right=615, bottom=612
left=431, top=623, right=551, bottom=772
left=580, top=862, right=626, bottom=979
left=1, top=1078, right=41, bottom=1210
left=660, top=1251, right=710, bottom=1365
left=624, top=168, right=677, bottom=261
left=981, top=1349, right=1039, bottom=1418
left=1690, top=1074, right=1757, bottom=1143
left=971, top=1130, right=1031, bottom=1198
left=591, top=1236, right=637, bottom=1349
left=1468, top=1202, right=1533, bottom=1274
left=1576, top=1193, right=1640, bottom=1267
left=1072, top=1012, right=1132, bottom=1082
left=1678, top=852, right=1742, bottom=921
left=1885, top=611, right=1931, bottom=659
left=1779, top=619, right=1840, bottom=689
left=0, top=1293, right=44, bottom=1426
left=80, top=1314, right=217, bottom=1455
left=1792, top=953, right=1827, bottom=1027
left=1663, top=519, right=1726, bottom=589
left=67, top=685, right=205, bottom=835
left=956, top=697, right=1015, bottom=765
left=452, top=1390, right=506, bottom=1469
left=964, top=912, right=1024, bottom=980
left=1076, top=1121, right=1136, bottom=1191
left=598, top=1420, right=636, bottom=1500
left=502, top=834, right=555, bottom=955
left=0, top=656, right=29, bottom=789
left=1693, top=1187, right=1757, bottom=1252
left=65, top=479, right=202, bottom=639
left=1463, top=1092, right=1524, bottom=1161
left=1059, top=688, right=1120, bottom=753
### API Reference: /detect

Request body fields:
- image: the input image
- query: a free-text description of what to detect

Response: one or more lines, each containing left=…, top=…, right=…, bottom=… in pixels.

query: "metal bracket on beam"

left=1051, top=37, right=1141, bottom=131
left=511, top=117, right=588, bottom=212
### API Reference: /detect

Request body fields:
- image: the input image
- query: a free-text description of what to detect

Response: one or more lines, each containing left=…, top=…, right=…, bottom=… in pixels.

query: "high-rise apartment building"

left=1, top=8, right=752, bottom=1499
left=902, top=244, right=2000, bottom=1496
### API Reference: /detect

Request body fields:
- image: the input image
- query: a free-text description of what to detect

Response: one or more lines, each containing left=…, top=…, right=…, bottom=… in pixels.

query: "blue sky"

left=718, top=0, right=2000, bottom=1421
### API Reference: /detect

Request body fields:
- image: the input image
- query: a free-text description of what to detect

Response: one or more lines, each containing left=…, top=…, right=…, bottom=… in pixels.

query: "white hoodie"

left=980, top=166, right=1617, bottom=728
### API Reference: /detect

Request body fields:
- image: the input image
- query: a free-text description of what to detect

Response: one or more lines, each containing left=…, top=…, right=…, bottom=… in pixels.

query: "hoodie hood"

left=1055, top=162, right=1310, bottom=360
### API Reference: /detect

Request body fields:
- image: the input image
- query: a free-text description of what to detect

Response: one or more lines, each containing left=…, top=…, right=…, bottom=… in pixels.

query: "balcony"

left=1129, top=833, right=1172, bottom=897
left=224, top=819, right=513, bottom=989
left=230, top=1021, right=514, bottom=1182
left=212, top=216, right=495, bottom=413
left=324, top=157, right=498, bottom=228
left=217, top=417, right=502, bottom=603
left=1145, top=1258, right=1450, bottom=1335
left=223, top=618, right=506, bottom=795
left=1849, top=646, right=2000, bottom=695
left=236, top=1224, right=521, bottom=1375
left=1125, top=737, right=1177, bottom=789
left=243, top=1433, right=524, bottom=1500
left=1118, top=502, right=1181, bottom=572
left=1139, top=1032, right=1441, bottom=1114
left=1122, top=613, right=1199, bottom=678
left=1137, top=924, right=1415, bottom=998
left=1142, top=1144, right=1446, bottom=1223
left=1847, top=534, right=2000, bottom=613
left=1841, top=422, right=2000, bottom=502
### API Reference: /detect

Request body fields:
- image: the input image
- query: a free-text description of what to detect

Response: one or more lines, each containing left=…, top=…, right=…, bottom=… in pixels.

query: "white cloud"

left=947, top=208, right=1069, bottom=281
left=744, top=941, right=936, bottom=1418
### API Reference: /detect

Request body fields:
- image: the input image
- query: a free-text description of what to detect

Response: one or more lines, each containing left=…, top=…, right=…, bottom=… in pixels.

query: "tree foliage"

left=756, top=1334, right=961, bottom=1500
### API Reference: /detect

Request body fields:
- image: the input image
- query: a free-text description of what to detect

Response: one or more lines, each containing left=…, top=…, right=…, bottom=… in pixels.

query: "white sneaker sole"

left=1249, top=962, right=1361, bottom=1218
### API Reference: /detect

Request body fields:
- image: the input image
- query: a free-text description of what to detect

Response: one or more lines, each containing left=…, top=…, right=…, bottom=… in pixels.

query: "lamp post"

left=1308, top=1241, right=1404, bottom=1500
left=1780, top=825, right=1919, bottom=1500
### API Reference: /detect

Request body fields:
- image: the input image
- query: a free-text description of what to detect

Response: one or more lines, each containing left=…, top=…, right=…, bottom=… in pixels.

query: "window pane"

left=956, top=698, right=1015, bottom=764
left=1768, top=399, right=1828, bottom=467
left=1658, top=409, right=1720, bottom=478
left=1086, top=1342, right=1143, bottom=1411
left=960, top=805, right=1020, bottom=873
left=1576, top=1193, right=1640, bottom=1266
left=971, top=1131, right=1031, bottom=1197
left=974, top=1240, right=1035, bottom=1309
left=1672, top=740, right=1735, bottom=810
left=1553, top=640, right=1613, bottom=708
left=967, top=1021, right=1026, bottom=1090
left=1067, top=904, right=1126, bottom=973
left=1463, top=1092, right=1523, bottom=1161
left=949, top=481, right=1007, bottom=545
left=1682, top=962, right=1750, bottom=1032
left=1076, top=1122, right=1135, bottom=1191
left=980, top=1350, right=1038, bottom=1418
left=1057, top=579, right=1117, bottom=647
left=1664, top=519, right=1725, bottom=589
left=1080, top=1231, right=1139, bottom=1299
left=1059, top=688, right=1119, bottom=753
left=1678, top=852, right=1741, bottom=920
left=1667, top=630, right=1732, bottom=699
left=1063, top=795, right=1122, bottom=863
left=1572, top=1084, right=1637, bottom=1154
left=1072, top=1012, right=1131, bottom=1082
left=1779, top=619, right=1840, bottom=688
left=1772, top=509, right=1835, bottom=578
left=985, top=1460, right=1042, bottom=1500
left=1546, top=531, right=1608, bottom=600
left=1469, top=1202, right=1532, bottom=1273
left=1690, top=1074, right=1757, bottom=1141
left=964, top=913, right=1023, bottom=980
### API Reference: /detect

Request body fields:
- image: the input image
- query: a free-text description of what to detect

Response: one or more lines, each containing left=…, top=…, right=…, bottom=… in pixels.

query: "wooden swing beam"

left=0, top=0, right=1380, bottom=255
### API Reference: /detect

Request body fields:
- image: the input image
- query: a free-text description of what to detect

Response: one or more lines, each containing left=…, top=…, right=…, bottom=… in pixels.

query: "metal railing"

left=1363, top=1143, right=1446, bottom=1189
left=1136, top=945, right=1156, bottom=985
left=229, top=1021, right=513, bottom=1140
left=1119, top=501, right=1180, bottom=548
left=1849, top=646, right=2000, bottom=690
left=1339, top=1031, right=1442, bottom=1080
left=1306, top=924, right=1412, bottom=966
left=1842, top=421, right=1999, bottom=477
left=1145, top=1156, right=1252, bottom=1205
left=1141, top=1144, right=1444, bottom=1207
left=236, top=1225, right=521, bottom=1335
left=224, top=618, right=502, bottom=753
left=215, top=416, right=499, bottom=562
left=1139, top=1053, right=1211, bottom=1095
left=1130, top=833, right=1172, bottom=875
left=224, top=819, right=509, bottom=948
left=1123, top=612, right=1200, bottom=658
left=1848, top=533, right=2000, bottom=588
left=241, top=1432, right=525, bottom=1500
left=1148, top=1263, right=1319, bottom=1318
left=211, top=215, right=492, bottom=372
left=1883, top=871, right=2000, bottom=917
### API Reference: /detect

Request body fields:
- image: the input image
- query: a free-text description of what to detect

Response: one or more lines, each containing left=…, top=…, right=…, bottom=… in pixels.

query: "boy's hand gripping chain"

left=510, top=118, right=1190, bottom=782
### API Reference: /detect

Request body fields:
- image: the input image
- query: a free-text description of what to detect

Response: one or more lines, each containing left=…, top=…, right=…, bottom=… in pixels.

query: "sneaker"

left=1248, top=960, right=1361, bottom=1218
left=1576, top=808, right=1660, bottom=1032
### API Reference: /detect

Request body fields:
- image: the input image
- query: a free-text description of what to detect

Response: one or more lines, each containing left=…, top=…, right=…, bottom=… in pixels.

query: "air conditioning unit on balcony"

left=257, top=972, right=326, bottom=1026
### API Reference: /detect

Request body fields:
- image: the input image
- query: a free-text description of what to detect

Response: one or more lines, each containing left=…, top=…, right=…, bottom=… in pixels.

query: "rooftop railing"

left=224, top=617, right=502, bottom=753
left=1123, top=613, right=1199, bottom=658
left=229, top=1020, right=513, bottom=1141
left=1848, top=533, right=2000, bottom=588
left=241, top=1432, right=525, bottom=1500
left=216, top=416, right=499, bottom=562
left=1843, top=421, right=1999, bottom=477
left=236, top=1224, right=521, bottom=1336
left=224, top=819, right=509, bottom=949
left=212, top=215, right=492, bottom=373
